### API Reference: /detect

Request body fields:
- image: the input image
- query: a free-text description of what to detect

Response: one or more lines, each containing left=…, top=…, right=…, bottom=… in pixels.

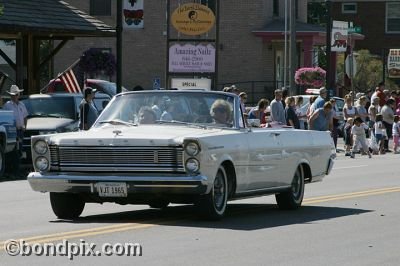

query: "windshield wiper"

left=28, top=113, right=65, bottom=118
left=98, top=119, right=137, bottom=127
left=155, top=120, right=207, bottom=129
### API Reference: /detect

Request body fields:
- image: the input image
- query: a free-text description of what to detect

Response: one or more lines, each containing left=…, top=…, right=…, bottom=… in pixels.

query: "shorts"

left=375, top=133, right=383, bottom=142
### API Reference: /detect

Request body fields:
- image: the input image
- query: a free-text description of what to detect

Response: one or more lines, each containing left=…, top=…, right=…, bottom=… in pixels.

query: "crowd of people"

left=224, top=82, right=400, bottom=158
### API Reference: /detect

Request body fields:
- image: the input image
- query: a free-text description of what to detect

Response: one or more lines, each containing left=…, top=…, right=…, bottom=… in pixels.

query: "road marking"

left=1, top=186, right=400, bottom=250
left=333, top=165, right=368, bottom=170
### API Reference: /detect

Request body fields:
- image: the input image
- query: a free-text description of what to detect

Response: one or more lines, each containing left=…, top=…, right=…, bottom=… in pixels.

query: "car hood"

left=27, top=117, right=75, bottom=131
left=45, top=125, right=235, bottom=146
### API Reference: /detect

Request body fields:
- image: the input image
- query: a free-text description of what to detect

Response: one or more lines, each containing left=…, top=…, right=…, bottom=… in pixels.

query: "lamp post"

left=116, top=0, right=123, bottom=94
left=325, top=0, right=332, bottom=90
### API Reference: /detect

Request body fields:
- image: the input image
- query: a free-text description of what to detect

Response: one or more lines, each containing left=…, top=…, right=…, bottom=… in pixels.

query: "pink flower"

left=295, top=67, right=326, bottom=87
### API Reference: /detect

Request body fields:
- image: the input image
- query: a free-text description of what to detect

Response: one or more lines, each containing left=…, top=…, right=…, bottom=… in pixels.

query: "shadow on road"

left=51, top=203, right=372, bottom=231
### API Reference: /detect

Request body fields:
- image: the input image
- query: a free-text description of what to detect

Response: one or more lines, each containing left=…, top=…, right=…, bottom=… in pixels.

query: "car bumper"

left=27, top=172, right=209, bottom=195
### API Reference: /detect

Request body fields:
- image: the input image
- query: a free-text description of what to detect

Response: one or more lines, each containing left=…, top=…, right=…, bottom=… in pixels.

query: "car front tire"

left=197, top=166, right=228, bottom=220
left=50, top=192, right=85, bottom=219
left=275, top=165, right=305, bottom=210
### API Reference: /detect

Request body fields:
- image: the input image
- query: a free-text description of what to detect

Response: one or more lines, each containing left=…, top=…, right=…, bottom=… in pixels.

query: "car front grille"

left=49, top=145, right=185, bottom=172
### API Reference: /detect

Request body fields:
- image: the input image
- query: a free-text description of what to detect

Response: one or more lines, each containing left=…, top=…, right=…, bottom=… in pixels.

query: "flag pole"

left=39, top=58, right=81, bottom=94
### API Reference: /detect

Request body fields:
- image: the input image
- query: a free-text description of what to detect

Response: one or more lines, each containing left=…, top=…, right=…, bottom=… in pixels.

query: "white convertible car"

left=28, top=90, right=335, bottom=220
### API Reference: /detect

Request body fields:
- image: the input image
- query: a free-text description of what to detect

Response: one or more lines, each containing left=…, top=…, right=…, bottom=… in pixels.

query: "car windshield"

left=94, top=91, right=236, bottom=128
left=22, top=97, right=76, bottom=119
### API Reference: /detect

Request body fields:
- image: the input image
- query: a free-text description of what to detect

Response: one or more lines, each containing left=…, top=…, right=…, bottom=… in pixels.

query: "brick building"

left=56, top=0, right=326, bottom=101
left=331, top=1, right=400, bottom=56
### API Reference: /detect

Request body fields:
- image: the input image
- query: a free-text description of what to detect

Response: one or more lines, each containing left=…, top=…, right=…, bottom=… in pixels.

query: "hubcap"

left=213, top=172, right=226, bottom=211
left=291, top=169, right=302, bottom=199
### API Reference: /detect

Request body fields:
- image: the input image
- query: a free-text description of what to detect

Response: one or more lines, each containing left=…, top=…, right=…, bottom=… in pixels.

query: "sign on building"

left=388, top=49, right=400, bottom=78
left=169, top=43, right=216, bottom=73
left=123, top=0, right=144, bottom=29
left=171, top=78, right=211, bottom=90
left=171, top=3, right=215, bottom=36
left=331, top=20, right=348, bottom=52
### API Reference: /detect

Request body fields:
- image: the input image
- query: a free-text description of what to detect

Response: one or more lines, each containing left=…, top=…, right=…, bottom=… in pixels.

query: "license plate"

left=97, top=182, right=127, bottom=197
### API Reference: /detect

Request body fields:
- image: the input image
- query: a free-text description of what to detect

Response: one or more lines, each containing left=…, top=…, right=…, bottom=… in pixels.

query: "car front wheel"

left=50, top=192, right=85, bottom=219
left=275, top=165, right=305, bottom=210
left=197, top=166, right=228, bottom=220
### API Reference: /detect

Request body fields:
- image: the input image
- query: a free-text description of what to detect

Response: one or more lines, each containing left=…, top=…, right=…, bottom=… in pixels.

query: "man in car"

left=79, top=87, right=99, bottom=130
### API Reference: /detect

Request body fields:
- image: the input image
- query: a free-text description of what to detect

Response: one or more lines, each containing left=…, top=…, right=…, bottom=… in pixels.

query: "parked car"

left=27, top=90, right=335, bottom=220
left=21, top=92, right=111, bottom=163
left=46, top=78, right=128, bottom=97
left=0, top=110, right=17, bottom=176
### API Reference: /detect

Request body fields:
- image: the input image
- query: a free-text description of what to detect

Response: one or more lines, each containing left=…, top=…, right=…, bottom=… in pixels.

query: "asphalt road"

left=1, top=148, right=400, bottom=265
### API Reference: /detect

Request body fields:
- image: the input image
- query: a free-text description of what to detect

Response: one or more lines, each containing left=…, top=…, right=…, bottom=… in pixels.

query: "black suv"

left=21, top=93, right=111, bottom=163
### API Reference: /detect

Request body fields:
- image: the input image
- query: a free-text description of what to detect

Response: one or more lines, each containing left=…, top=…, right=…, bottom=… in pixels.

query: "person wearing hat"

left=3, top=85, right=28, bottom=161
left=79, top=87, right=99, bottom=130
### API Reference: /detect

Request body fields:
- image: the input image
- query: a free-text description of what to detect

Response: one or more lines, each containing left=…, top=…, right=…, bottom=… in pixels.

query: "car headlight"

left=185, top=141, right=200, bottom=156
left=185, top=158, right=200, bottom=173
left=33, top=140, right=48, bottom=155
left=35, top=156, right=49, bottom=171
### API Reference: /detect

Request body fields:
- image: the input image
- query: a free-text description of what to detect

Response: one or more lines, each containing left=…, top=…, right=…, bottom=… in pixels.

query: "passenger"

left=138, top=106, right=157, bottom=124
left=239, top=92, right=248, bottom=115
left=306, top=95, right=318, bottom=124
left=248, top=98, right=268, bottom=124
left=308, top=102, right=333, bottom=131
left=350, top=117, right=372, bottom=159
left=285, top=96, right=300, bottom=129
left=160, top=101, right=174, bottom=121
left=210, top=99, right=232, bottom=126
left=79, top=87, right=99, bottom=130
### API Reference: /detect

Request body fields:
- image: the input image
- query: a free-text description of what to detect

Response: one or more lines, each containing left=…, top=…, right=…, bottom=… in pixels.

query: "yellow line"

left=1, top=186, right=400, bottom=250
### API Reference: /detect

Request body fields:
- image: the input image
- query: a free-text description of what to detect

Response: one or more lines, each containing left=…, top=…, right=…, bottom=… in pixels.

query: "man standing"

left=79, top=87, right=99, bottom=130
left=270, top=89, right=286, bottom=124
left=312, top=87, right=327, bottom=109
left=308, top=102, right=333, bottom=131
left=3, top=85, right=28, bottom=174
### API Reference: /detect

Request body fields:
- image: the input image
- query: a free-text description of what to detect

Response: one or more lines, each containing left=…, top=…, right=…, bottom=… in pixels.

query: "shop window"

left=386, top=2, right=400, bottom=33
left=342, top=3, right=357, bottom=14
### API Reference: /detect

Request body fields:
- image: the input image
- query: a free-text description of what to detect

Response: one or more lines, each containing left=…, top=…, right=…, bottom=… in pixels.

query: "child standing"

left=350, top=117, right=372, bottom=158
left=392, top=115, right=400, bottom=153
left=374, top=114, right=386, bottom=154
left=344, top=117, right=354, bottom=156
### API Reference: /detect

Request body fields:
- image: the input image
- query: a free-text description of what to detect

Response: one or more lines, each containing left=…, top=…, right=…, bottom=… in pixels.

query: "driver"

left=138, top=106, right=157, bottom=124
left=210, top=99, right=232, bottom=125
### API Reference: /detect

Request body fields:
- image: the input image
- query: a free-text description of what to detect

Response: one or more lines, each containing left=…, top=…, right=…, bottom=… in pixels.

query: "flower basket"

left=79, top=49, right=117, bottom=78
left=295, top=67, right=326, bottom=88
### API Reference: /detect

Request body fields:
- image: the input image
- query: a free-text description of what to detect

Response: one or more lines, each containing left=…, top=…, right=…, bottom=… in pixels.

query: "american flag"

left=59, top=68, right=81, bottom=93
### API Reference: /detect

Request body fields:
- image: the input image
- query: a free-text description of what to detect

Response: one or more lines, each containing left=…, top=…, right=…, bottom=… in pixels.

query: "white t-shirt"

left=374, top=121, right=385, bottom=135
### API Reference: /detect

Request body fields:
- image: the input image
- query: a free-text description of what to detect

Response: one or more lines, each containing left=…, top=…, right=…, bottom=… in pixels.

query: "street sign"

left=153, top=77, right=160, bottom=90
left=348, top=26, right=362, bottom=33
left=345, top=54, right=357, bottom=78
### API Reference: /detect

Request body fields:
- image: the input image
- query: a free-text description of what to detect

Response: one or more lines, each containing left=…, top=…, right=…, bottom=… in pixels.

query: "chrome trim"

left=27, top=172, right=209, bottom=193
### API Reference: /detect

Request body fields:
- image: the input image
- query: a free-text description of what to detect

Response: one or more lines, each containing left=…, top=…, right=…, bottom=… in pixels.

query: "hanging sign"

left=171, top=3, right=215, bottom=36
left=123, top=0, right=144, bottom=29
left=169, top=43, right=215, bottom=73
left=388, top=49, right=400, bottom=78
left=171, top=78, right=211, bottom=90
left=331, top=20, right=348, bottom=52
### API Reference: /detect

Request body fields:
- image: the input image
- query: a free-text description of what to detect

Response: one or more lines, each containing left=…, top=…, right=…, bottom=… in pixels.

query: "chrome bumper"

left=28, top=172, right=209, bottom=195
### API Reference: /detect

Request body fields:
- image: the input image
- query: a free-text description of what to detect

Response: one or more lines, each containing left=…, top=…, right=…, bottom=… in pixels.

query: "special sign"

left=171, top=3, right=215, bottom=36
left=388, top=49, right=400, bottom=78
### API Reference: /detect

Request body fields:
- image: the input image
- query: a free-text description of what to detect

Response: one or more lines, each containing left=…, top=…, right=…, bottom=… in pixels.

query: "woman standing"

left=343, top=95, right=357, bottom=120
left=285, top=96, right=300, bottom=129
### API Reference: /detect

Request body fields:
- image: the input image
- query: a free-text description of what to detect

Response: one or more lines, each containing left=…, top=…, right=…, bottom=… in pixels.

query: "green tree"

left=337, top=49, right=383, bottom=93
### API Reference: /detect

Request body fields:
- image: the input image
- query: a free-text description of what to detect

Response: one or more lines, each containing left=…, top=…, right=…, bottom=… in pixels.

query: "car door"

left=245, top=128, right=283, bottom=191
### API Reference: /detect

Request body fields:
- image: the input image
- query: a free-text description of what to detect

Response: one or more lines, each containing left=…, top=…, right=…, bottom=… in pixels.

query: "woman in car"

left=210, top=99, right=232, bottom=126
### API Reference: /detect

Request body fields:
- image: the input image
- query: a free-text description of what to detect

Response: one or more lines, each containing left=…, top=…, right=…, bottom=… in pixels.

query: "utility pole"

left=289, top=0, right=296, bottom=95
left=116, top=0, right=123, bottom=94
left=325, top=0, right=332, bottom=90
